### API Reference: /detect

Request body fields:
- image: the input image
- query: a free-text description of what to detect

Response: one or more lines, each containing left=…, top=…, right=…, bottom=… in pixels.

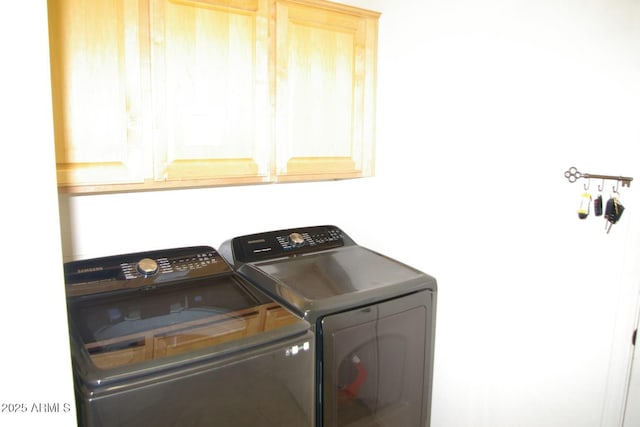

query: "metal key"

left=604, top=197, right=624, bottom=233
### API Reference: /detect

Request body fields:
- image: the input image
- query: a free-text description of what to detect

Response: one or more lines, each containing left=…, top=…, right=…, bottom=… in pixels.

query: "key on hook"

left=605, top=197, right=624, bottom=234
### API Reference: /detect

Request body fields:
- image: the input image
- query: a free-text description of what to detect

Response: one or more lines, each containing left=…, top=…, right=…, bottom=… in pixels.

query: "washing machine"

left=219, top=225, right=437, bottom=427
left=63, top=246, right=315, bottom=427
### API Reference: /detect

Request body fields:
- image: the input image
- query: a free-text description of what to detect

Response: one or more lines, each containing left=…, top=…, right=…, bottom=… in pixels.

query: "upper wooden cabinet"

left=149, top=0, right=272, bottom=185
left=274, top=0, right=379, bottom=181
left=48, top=0, right=379, bottom=193
left=48, top=0, right=146, bottom=186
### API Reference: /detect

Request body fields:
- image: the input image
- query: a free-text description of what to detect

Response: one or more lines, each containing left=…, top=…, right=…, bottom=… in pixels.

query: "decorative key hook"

left=564, top=167, right=633, bottom=188
left=564, top=167, right=582, bottom=183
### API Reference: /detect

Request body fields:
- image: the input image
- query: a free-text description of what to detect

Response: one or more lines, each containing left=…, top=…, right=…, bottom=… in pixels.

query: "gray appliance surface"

left=220, top=226, right=438, bottom=427
left=76, top=329, right=315, bottom=427
left=321, top=291, right=434, bottom=427
left=64, top=246, right=315, bottom=427
left=238, top=246, right=433, bottom=322
left=219, top=225, right=437, bottom=322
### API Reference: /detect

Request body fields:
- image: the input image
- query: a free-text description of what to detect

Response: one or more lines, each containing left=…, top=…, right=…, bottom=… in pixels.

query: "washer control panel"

left=120, top=250, right=220, bottom=280
left=232, top=225, right=349, bottom=262
left=64, top=246, right=230, bottom=297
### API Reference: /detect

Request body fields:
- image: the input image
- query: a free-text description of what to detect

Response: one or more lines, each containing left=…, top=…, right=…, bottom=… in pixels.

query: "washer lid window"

left=68, top=276, right=300, bottom=370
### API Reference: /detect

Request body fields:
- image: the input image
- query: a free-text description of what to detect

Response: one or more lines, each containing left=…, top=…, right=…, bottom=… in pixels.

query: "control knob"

left=137, top=258, right=159, bottom=276
left=289, top=232, right=305, bottom=246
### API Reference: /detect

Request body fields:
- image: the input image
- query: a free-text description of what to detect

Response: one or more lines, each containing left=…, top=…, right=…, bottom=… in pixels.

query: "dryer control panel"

left=64, top=246, right=231, bottom=297
left=231, top=225, right=352, bottom=262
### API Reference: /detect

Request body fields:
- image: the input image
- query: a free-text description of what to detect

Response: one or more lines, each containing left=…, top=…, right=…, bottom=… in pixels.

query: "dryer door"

left=321, top=291, right=433, bottom=427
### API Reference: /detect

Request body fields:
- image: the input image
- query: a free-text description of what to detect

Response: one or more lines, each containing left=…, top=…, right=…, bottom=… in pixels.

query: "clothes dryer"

left=220, top=226, right=437, bottom=427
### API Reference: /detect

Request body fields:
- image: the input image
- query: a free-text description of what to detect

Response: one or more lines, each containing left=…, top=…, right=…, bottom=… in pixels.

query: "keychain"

left=593, top=194, right=603, bottom=216
left=604, top=196, right=624, bottom=233
left=594, top=179, right=604, bottom=216
left=565, top=170, right=631, bottom=232
left=577, top=192, right=591, bottom=219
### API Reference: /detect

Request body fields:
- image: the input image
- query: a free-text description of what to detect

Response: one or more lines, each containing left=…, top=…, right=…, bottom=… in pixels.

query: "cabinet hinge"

left=633, top=329, right=637, bottom=346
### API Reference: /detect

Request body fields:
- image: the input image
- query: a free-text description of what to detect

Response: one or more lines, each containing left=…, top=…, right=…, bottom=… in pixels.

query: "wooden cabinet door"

left=149, top=0, right=272, bottom=184
left=48, top=0, right=146, bottom=186
left=274, top=0, right=379, bottom=181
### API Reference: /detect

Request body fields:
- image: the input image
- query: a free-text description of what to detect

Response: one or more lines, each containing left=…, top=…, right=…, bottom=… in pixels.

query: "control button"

left=289, top=232, right=305, bottom=246
left=137, top=258, right=159, bottom=276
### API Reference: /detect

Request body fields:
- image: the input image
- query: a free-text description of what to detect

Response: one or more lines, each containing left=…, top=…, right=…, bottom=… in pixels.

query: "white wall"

left=57, top=0, right=640, bottom=426
left=0, top=2, right=76, bottom=426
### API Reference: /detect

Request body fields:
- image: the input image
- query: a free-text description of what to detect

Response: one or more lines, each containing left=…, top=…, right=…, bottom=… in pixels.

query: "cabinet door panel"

left=275, top=0, right=378, bottom=181
left=48, top=0, right=145, bottom=185
left=150, top=0, right=271, bottom=182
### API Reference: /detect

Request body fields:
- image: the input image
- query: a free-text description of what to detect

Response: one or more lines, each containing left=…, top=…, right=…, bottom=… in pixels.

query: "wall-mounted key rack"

left=565, top=167, right=632, bottom=233
left=564, top=167, right=633, bottom=188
